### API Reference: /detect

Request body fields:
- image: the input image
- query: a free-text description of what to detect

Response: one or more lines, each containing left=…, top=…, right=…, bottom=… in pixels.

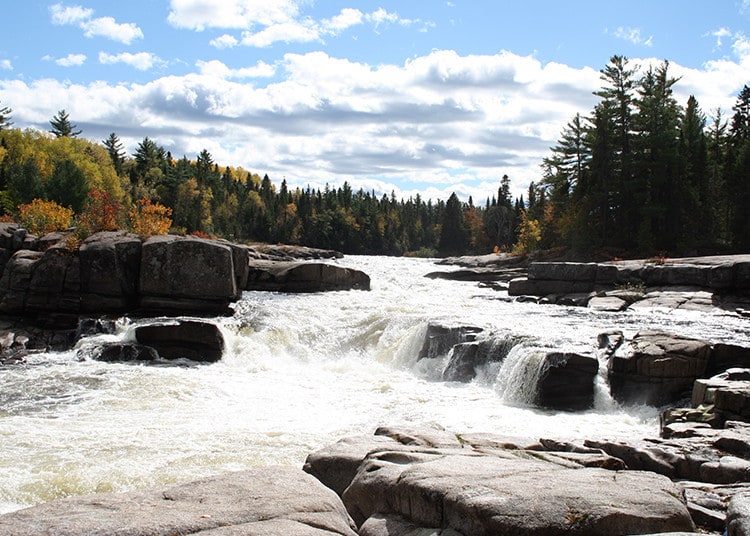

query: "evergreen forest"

left=0, top=55, right=748, bottom=258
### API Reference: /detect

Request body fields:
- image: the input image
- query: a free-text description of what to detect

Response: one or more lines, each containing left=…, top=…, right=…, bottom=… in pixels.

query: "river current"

left=1, top=255, right=748, bottom=513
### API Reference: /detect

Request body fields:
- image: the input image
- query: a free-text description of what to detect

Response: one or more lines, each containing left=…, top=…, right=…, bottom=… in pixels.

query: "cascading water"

left=1, top=255, right=748, bottom=514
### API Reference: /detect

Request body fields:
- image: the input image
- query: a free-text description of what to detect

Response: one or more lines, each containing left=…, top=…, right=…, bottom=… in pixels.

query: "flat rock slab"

left=0, top=467, right=357, bottom=536
left=343, top=448, right=694, bottom=535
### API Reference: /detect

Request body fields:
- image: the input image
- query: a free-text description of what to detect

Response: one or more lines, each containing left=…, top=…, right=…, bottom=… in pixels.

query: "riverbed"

left=1, top=255, right=747, bottom=513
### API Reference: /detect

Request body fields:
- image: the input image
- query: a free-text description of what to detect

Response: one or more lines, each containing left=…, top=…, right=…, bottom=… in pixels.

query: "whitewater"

left=1, top=255, right=748, bottom=513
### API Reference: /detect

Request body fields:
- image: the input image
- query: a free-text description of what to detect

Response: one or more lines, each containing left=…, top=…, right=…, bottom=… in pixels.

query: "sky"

left=1, top=1, right=749, bottom=203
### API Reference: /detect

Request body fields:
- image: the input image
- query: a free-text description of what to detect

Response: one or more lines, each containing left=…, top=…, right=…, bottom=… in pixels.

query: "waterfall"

left=494, top=344, right=548, bottom=406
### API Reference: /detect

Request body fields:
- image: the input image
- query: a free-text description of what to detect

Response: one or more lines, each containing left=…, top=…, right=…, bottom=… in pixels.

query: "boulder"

left=608, top=331, right=712, bottom=406
left=139, top=235, right=238, bottom=314
left=0, top=467, right=358, bottom=536
left=441, top=335, right=526, bottom=382
left=342, top=447, right=694, bottom=535
left=536, top=351, right=599, bottom=411
left=417, top=322, right=484, bottom=361
left=134, top=320, right=224, bottom=362
left=728, top=493, right=750, bottom=536
left=246, top=260, right=370, bottom=292
left=79, top=231, right=142, bottom=312
left=87, top=342, right=160, bottom=362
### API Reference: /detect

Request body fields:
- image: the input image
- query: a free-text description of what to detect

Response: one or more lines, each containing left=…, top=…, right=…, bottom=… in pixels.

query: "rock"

left=304, top=435, right=398, bottom=498
left=528, top=261, right=599, bottom=281
left=139, top=235, right=238, bottom=314
left=87, top=342, right=160, bottom=362
left=700, top=456, right=750, bottom=484
left=134, top=320, right=224, bottom=362
left=246, top=260, right=370, bottom=292
left=424, top=267, right=526, bottom=282
left=23, top=245, right=80, bottom=313
left=342, top=447, right=694, bottom=535
left=692, top=369, right=750, bottom=425
left=0, top=467, right=358, bottom=536
left=728, top=493, right=750, bottom=536
left=79, top=231, right=142, bottom=312
left=508, top=276, right=594, bottom=297
left=441, top=335, right=526, bottom=382
left=536, top=351, right=599, bottom=411
left=417, top=322, right=484, bottom=361
left=608, top=330, right=712, bottom=406
left=588, top=295, right=628, bottom=311
left=708, top=343, right=750, bottom=377
left=248, top=244, right=344, bottom=261
left=0, top=250, right=43, bottom=314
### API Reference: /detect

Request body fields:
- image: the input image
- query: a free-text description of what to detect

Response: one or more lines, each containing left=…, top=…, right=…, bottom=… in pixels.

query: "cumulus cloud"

left=56, top=53, right=87, bottom=67
left=169, top=0, right=421, bottom=49
left=611, top=26, right=653, bottom=47
left=50, top=3, right=144, bottom=44
left=167, top=0, right=299, bottom=31
left=0, top=60, right=12, bottom=70
left=196, top=59, right=276, bottom=79
left=99, top=52, right=165, bottom=71
left=1, top=49, right=745, bottom=202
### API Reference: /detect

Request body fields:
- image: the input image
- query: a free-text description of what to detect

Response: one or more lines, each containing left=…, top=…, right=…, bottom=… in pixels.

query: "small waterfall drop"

left=494, top=344, right=548, bottom=406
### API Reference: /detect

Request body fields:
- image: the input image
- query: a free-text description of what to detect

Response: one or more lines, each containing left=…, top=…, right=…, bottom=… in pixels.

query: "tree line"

left=536, top=55, right=750, bottom=256
left=0, top=54, right=748, bottom=258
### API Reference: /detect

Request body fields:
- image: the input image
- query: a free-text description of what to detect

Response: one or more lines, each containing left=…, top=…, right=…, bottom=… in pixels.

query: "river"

left=1, top=255, right=747, bottom=513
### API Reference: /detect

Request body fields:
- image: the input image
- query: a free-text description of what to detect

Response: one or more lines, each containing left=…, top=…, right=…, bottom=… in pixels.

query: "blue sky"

left=1, top=1, right=749, bottom=202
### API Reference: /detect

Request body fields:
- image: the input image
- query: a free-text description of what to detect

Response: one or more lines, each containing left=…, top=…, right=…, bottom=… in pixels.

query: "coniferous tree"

left=0, top=101, right=13, bottom=131
left=102, top=133, right=125, bottom=176
left=438, top=192, right=469, bottom=256
left=49, top=109, right=82, bottom=138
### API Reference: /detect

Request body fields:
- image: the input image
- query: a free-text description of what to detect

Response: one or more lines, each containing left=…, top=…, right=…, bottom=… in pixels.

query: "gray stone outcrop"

left=0, top=467, right=358, bottom=536
left=507, top=255, right=750, bottom=313
left=0, top=225, right=370, bottom=323
left=304, top=425, right=695, bottom=536
left=246, top=260, right=371, bottom=292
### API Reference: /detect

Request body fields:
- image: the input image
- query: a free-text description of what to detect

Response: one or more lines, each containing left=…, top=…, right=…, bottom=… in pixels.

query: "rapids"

left=1, top=255, right=748, bottom=513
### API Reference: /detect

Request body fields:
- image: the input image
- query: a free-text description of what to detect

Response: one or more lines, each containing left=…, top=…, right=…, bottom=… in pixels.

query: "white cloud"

left=321, top=8, right=363, bottom=34
left=0, top=60, right=12, bottom=70
left=49, top=3, right=143, bottom=44
left=196, top=59, right=276, bottom=79
left=56, top=53, right=87, bottom=67
left=99, top=52, right=165, bottom=71
left=1, top=49, right=745, bottom=203
left=210, top=34, right=239, bottom=49
left=49, top=3, right=92, bottom=25
left=712, top=27, right=732, bottom=47
left=173, top=1, right=423, bottom=48
left=167, top=0, right=299, bottom=31
left=81, top=17, right=143, bottom=45
left=612, top=26, right=654, bottom=47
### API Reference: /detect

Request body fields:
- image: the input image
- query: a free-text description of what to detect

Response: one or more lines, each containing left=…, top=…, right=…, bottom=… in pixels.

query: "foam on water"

left=1, top=255, right=747, bottom=513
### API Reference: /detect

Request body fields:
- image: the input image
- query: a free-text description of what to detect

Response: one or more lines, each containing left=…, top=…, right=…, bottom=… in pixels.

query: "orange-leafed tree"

left=128, top=198, right=172, bottom=238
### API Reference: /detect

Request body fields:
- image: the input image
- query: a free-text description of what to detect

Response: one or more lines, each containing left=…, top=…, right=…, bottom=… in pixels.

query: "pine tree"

left=102, top=133, right=125, bottom=176
left=49, top=109, right=82, bottom=138
left=438, top=192, right=468, bottom=256
left=0, top=101, right=13, bottom=131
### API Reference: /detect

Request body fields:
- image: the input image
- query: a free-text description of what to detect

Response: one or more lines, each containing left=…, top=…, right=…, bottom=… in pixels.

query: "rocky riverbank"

left=0, top=223, right=370, bottom=361
left=1, top=419, right=748, bottom=535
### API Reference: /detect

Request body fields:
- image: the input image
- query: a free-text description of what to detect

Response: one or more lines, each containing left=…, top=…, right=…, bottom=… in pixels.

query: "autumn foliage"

left=18, top=199, right=73, bottom=235
left=128, top=198, right=173, bottom=238
left=77, top=189, right=124, bottom=235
